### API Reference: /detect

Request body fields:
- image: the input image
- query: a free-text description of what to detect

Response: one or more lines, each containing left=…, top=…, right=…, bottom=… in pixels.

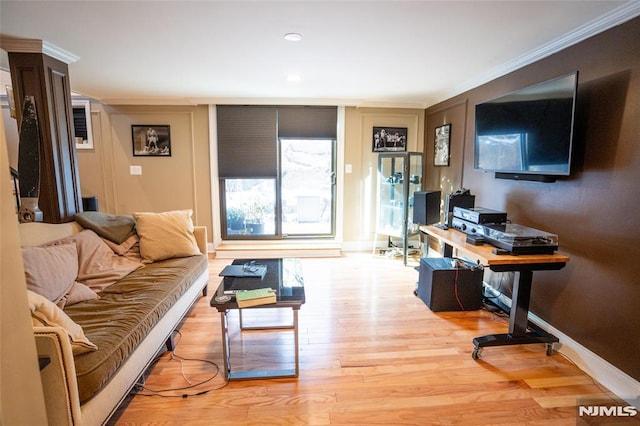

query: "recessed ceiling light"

left=287, top=74, right=302, bottom=83
left=284, top=33, right=303, bottom=42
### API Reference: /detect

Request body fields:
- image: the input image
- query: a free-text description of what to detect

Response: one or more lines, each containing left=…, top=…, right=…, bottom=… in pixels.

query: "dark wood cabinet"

left=9, top=52, right=82, bottom=223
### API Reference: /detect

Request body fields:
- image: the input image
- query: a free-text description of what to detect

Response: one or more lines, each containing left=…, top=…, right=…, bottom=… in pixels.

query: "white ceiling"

left=1, top=1, right=639, bottom=108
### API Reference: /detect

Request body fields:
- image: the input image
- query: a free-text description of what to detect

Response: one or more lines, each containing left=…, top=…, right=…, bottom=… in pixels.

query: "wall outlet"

left=345, top=163, right=353, bottom=174
left=130, top=165, right=142, bottom=175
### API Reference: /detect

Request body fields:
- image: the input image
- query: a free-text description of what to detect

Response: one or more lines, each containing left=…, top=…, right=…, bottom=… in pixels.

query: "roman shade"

left=278, top=106, right=337, bottom=139
left=217, top=105, right=337, bottom=178
left=217, top=106, right=278, bottom=178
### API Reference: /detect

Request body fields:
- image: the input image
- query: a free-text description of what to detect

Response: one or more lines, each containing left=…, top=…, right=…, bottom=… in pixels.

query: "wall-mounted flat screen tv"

left=474, top=72, right=578, bottom=181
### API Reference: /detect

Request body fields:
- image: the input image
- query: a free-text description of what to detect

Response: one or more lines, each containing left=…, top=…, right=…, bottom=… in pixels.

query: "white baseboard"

left=528, top=310, right=640, bottom=409
left=211, top=240, right=341, bottom=258
left=341, top=240, right=373, bottom=252
left=484, top=285, right=640, bottom=409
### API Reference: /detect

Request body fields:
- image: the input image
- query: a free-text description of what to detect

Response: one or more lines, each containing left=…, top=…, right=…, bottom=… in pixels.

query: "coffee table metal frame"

left=218, top=303, right=302, bottom=381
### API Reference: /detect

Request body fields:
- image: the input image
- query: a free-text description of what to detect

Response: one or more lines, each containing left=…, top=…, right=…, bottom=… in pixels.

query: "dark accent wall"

left=425, top=17, right=640, bottom=381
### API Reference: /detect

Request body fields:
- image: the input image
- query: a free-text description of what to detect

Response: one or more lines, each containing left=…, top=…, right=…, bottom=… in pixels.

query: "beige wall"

left=1, top=110, right=48, bottom=424
left=76, top=104, right=213, bottom=239
left=7, top=101, right=424, bottom=250
left=77, top=104, right=424, bottom=250
left=343, top=107, right=424, bottom=248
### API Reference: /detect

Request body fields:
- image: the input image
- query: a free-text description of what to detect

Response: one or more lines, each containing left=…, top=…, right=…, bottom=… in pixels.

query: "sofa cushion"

left=47, top=229, right=144, bottom=293
left=65, top=254, right=207, bottom=403
left=19, top=221, right=84, bottom=247
left=22, top=243, right=78, bottom=304
left=132, top=210, right=201, bottom=263
left=27, top=290, right=98, bottom=355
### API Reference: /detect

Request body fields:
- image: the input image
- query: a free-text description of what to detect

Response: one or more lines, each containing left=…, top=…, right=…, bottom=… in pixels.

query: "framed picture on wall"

left=131, top=125, right=171, bottom=156
left=372, top=126, right=407, bottom=152
left=434, top=124, right=451, bottom=166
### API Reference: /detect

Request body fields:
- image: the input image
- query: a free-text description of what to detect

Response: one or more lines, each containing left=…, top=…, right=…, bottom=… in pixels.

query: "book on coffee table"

left=235, top=288, right=277, bottom=308
left=219, top=264, right=267, bottom=279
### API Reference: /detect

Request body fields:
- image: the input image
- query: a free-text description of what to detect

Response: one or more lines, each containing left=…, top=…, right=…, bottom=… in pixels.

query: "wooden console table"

left=420, top=225, right=570, bottom=359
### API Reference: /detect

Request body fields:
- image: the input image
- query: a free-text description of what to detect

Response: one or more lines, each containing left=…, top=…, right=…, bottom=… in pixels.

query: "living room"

left=2, top=1, right=640, bottom=424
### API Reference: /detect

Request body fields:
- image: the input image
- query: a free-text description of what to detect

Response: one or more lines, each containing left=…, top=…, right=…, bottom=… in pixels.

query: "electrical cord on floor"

left=481, top=272, right=510, bottom=320
left=135, top=330, right=228, bottom=398
left=453, top=261, right=465, bottom=311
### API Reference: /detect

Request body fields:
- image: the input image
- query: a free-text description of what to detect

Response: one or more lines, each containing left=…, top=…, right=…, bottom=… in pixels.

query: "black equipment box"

left=445, top=189, right=475, bottom=227
left=451, top=217, right=485, bottom=235
left=453, top=206, right=507, bottom=225
left=417, top=257, right=484, bottom=312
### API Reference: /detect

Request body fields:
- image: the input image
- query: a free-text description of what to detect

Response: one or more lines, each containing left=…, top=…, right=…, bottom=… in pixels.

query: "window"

left=224, top=179, right=275, bottom=236
left=217, top=105, right=337, bottom=239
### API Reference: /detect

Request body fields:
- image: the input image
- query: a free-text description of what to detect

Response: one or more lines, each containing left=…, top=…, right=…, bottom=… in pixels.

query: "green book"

left=235, top=287, right=276, bottom=308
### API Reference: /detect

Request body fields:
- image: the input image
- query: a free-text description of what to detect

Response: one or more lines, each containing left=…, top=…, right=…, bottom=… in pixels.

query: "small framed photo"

left=434, top=124, right=451, bottom=167
left=132, top=125, right=171, bottom=156
left=373, top=126, right=407, bottom=152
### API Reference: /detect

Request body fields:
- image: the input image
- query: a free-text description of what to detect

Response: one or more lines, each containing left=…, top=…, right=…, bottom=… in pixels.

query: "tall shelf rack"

left=374, top=152, right=423, bottom=264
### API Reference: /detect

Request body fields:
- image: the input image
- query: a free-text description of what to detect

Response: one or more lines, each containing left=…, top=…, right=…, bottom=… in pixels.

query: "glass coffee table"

left=210, top=258, right=305, bottom=381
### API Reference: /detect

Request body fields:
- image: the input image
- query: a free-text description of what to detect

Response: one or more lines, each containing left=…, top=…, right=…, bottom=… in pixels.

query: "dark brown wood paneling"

left=424, top=17, right=640, bottom=381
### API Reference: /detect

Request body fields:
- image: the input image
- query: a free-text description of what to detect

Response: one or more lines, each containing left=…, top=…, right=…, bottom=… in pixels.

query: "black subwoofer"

left=417, top=257, right=483, bottom=312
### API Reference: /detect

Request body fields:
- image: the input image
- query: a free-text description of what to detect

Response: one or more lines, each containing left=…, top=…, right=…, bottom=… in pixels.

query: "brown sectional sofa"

left=20, top=213, right=209, bottom=426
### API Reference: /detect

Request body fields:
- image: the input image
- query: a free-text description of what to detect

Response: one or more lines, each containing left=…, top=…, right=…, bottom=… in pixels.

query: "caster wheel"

left=545, top=343, right=555, bottom=356
left=472, top=347, right=483, bottom=360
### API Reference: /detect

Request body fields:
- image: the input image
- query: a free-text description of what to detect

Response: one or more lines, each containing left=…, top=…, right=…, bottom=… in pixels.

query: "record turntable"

left=481, top=223, right=559, bottom=255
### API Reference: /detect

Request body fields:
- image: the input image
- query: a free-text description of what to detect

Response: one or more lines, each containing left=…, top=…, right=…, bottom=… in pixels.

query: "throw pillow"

left=46, top=230, right=143, bottom=293
left=132, top=209, right=201, bottom=263
left=62, top=282, right=100, bottom=307
left=73, top=211, right=136, bottom=244
left=27, top=290, right=98, bottom=355
left=22, top=243, right=78, bottom=304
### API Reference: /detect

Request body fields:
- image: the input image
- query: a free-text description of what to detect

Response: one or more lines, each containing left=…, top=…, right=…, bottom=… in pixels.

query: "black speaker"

left=417, top=257, right=483, bottom=312
left=413, top=190, right=441, bottom=225
left=82, top=196, right=99, bottom=212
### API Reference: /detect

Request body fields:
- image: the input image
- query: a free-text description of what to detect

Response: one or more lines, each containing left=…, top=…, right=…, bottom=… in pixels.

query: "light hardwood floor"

left=110, top=253, right=621, bottom=425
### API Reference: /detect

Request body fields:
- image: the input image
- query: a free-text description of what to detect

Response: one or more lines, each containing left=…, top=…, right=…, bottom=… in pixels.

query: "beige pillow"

left=46, top=230, right=143, bottom=293
left=22, top=243, right=78, bottom=304
left=133, top=209, right=201, bottom=263
left=27, top=290, right=98, bottom=355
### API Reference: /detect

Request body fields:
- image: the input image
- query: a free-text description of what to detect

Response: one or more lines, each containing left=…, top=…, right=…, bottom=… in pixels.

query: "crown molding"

left=443, top=1, right=640, bottom=106
left=0, top=36, right=79, bottom=64
left=97, top=96, right=426, bottom=109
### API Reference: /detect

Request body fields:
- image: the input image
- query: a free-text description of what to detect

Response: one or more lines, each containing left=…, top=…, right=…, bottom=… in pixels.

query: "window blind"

left=278, top=106, right=337, bottom=139
left=217, top=105, right=337, bottom=178
left=217, top=105, right=277, bottom=178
